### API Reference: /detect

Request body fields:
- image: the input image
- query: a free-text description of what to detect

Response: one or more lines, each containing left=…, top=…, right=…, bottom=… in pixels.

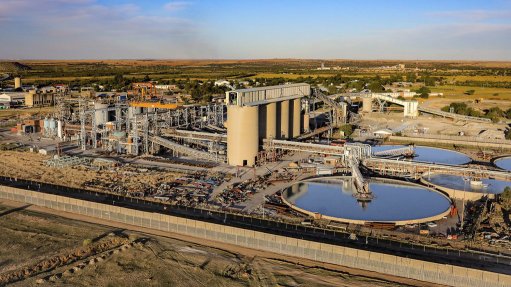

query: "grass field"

left=446, top=75, right=511, bottom=82
left=430, top=85, right=511, bottom=100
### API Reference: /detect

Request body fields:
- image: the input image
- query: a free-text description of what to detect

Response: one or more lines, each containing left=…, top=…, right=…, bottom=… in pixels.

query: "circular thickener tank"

left=227, top=105, right=259, bottom=166
left=283, top=177, right=452, bottom=224
left=372, top=145, right=471, bottom=165
left=494, top=156, right=511, bottom=171
left=422, top=173, right=511, bottom=200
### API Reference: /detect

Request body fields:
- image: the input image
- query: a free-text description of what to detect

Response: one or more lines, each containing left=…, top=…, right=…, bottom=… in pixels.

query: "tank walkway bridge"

left=363, top=157, right=511, bottom=181
left=148, top=135, right=226, bottom=163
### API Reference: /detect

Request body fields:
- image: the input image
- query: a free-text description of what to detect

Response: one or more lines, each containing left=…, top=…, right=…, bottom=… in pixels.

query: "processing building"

left=226, top=83, right=310, bottom=166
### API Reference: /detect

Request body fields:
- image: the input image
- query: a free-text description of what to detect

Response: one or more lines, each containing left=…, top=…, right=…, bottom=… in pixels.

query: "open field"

left=0, top=200, right=411, bottom=287
left=430, top=85, right=511, bottom=100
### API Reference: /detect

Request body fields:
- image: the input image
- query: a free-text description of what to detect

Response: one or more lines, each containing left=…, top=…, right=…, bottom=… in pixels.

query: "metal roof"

left=231, top=83, right=309, bottom=93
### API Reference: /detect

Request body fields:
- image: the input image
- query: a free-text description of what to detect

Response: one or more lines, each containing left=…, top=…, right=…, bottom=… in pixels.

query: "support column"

left=292, top=99, right=301, bottom=138
left=362, top=97, right=372, bottom=113
left=266, top=102, right=277, bottom=139
left=280, top=100, right=290, bottom=139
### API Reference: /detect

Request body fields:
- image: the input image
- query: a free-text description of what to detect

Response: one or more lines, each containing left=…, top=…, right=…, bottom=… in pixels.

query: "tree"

left=338, top=124, right=354, bottom=138
left=500, top=187, right=511, bottom=211
left=465, top=89, right=475, bottom=95
left=415, top=86, right=431, bottom=98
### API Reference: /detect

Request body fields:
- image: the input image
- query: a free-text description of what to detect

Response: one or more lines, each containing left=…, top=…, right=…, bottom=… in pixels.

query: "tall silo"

left=291, top=99, right=301, bottom=138
left=227, top=105, right=259, bottom=166
left=265, top=102, right=277, bottom=139
left=280, top=100, right=290, bottom=139
left=14, top=77, right=21, bottom=89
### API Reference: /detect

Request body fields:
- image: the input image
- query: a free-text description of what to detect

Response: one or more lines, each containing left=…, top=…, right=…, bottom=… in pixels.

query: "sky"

left=0, top=0, right=510, bottom=60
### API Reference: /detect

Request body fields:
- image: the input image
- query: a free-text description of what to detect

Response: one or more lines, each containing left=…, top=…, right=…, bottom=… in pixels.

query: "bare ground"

left=0, top=200, right=440, bottom=287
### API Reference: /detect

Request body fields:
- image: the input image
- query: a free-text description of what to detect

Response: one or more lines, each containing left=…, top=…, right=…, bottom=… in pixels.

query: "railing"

left=399, top=132, right=511, bottom=145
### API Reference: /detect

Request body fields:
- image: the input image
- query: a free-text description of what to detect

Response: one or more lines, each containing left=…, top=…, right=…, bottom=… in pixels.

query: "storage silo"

left=48, top=118, right=56, bottom=136
left=292, top=99, right=301, bottom=138
left=14, top=77, right=21, bottom=89
left=94, top=102, right=109, bottom=126
left=280, top=100, right=290, bottom=139
left=57, top=120, right=63, bottom=139
left=265, top=102, right=277, bottom=139
left=227, top=105, right=259, bottom=166
left=43, top=118, right=49, bottom=135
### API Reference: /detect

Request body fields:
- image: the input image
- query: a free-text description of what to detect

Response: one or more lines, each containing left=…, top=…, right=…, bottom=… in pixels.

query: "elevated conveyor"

left=149, top=135, right=226, bottom=162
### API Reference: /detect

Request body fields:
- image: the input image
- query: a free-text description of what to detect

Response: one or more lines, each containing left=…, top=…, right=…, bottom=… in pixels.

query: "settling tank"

left=494, top=156, right=511, bottom=171
left=423, top=173, right=511, bottom=196
left=372, top=145, right=471, bottom=165
left=282, top=177, right=451, bottom=224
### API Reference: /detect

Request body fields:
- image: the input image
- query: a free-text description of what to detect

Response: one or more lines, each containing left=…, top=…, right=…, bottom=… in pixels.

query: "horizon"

left=1, top=0, right=510, bottom=60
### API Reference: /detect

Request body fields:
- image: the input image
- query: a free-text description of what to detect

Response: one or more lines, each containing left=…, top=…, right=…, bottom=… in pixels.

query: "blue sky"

left=1, top=0, right=510, bottom=60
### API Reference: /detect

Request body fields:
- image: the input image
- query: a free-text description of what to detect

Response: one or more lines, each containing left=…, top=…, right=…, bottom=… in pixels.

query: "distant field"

left=430, top=85, right=511, bottom=100
left=446, top=75, right=511, bottom=82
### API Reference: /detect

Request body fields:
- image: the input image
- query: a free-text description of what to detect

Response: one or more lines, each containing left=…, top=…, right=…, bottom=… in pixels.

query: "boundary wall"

left=0, top=184, right=509, bottom=287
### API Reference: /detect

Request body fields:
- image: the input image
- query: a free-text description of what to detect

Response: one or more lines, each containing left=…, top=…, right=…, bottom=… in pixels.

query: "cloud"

left=0, top=0, right=214, bottom=59
left=164, top=1, right=190, bottom=12
left=428, top=10, right=511, bottom=21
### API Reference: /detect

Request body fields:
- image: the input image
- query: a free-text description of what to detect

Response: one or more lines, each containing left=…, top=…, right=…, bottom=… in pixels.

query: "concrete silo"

left=291, top=99, right=301, bottom=138
left=265, top=102, right=277, bottom=139
left=227, top=105, right=259, bottom=166
left=280, top=100, right=290, bottom=139
left=14, top=77, right=21, bottom=89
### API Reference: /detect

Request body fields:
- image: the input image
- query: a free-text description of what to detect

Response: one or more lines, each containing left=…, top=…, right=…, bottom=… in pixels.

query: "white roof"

left=373, top=129, right=393, bottom=135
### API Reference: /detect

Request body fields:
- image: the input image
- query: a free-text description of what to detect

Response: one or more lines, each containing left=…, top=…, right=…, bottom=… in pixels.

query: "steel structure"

left=363, top=157, right=511, bottom=180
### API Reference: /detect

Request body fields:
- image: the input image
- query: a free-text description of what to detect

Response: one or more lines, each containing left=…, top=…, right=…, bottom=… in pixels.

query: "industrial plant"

left=1, top=73, right=511, bottom=287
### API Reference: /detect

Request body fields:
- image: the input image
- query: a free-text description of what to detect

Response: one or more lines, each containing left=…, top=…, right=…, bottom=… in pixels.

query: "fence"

left=0, top=184, right=509, bottom=287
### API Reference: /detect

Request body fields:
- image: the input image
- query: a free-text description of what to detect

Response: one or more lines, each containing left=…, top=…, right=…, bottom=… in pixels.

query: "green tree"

left=500, top=187, right=511, bottom=211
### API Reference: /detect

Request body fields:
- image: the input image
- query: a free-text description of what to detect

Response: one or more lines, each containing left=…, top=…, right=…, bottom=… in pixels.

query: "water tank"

left=14, top=77, right=21, bottom=89
left=57, top=120, right=63, bottom=138
left=48, top=118, right=56, bottom=130
left=43, top=118, right=50, bottom=133
left=94, top=102, right=109, bottom=126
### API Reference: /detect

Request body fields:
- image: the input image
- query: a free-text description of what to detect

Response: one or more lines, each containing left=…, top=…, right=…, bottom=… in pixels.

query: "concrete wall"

left=0, top=185, right=509, bottom=287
